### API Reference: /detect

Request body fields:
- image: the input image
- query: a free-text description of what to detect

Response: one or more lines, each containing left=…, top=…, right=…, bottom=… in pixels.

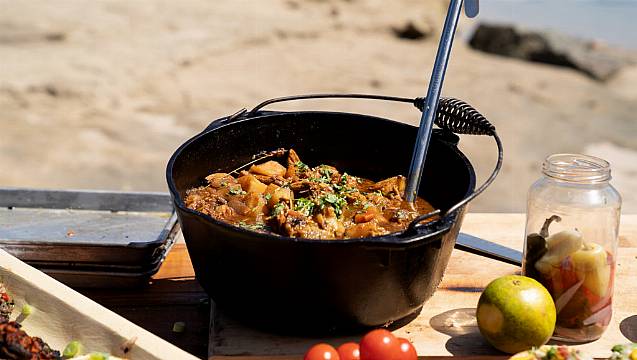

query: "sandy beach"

left=1, top=0, right=636, bottom=212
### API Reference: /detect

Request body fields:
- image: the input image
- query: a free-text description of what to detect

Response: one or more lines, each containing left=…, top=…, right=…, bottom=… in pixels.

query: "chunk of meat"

left=286, top=149, right=302, bottom=178
left=249, top=160, right=287, bottom=177
left=212, top=204, right=235, bottom=218
left=371, top=175, right=406, bottom=198
left=205, top=173, right=235, bottom=188
left=185, top=187, right=227, bottom=214
left=237, top=174, right=267, bottom=194
left=227, top=198, right=251, bottom=215
left=316, top=206, right=345, bottom=237
left=345, top=221, right=388, bottom=238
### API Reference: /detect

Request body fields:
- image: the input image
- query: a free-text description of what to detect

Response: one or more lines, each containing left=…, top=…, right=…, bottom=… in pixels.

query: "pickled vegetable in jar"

left=523, top=154, right=621, bottom=342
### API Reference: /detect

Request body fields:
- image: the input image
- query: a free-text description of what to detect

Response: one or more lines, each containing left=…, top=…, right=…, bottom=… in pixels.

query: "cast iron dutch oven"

left=166, top=94, right=504, bottom=332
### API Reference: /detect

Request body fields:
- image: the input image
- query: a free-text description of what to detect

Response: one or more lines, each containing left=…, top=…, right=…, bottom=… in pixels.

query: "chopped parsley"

left=319, top=193, right=347, bottom=217
left=545, top=347, right=557, bottom=360
left=611, top=345, right=625, bottom=353
left=271, top=203, right=286, bottom=216
left=295, top=161, right=309, bottom=172
left=294, top=197, right=315, bottom=216
left=228, top=186, right=246, bottom=195
left=264, top=193, right=272, bottom=201
left=309, top=165, right=335, bottom=184
left=340, top=173, right=349, bottom=185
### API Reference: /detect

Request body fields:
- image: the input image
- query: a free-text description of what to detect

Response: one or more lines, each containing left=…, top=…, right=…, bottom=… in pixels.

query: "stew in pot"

left=185, top=149, right=436, bottom=239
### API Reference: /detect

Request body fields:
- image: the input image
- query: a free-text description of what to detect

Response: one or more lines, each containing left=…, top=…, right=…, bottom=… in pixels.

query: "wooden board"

left=0, top=249, right=200, bottom=360
left=208, top=214, right=637, bottom=359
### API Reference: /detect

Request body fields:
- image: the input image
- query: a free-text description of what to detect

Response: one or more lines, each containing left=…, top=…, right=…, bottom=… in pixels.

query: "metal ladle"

left=405, top=0, right=479, bottom=203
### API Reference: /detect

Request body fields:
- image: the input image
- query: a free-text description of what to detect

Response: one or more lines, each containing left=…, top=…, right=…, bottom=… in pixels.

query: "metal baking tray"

left=0, top=188, right=178, bottom=266
left=38, top=257, right=166, bottom=289
left=23, top=225, right=176, bottom=289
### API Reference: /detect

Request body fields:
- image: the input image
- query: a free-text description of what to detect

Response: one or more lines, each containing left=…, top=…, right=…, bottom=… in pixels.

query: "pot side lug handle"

left=203, top=108, right=247, bottom=132
left=455, top=232, right=522, bottom=266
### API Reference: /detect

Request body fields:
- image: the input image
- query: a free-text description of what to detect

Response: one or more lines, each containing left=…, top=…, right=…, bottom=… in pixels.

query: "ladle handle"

left=406, top=128, right=502, bottom=232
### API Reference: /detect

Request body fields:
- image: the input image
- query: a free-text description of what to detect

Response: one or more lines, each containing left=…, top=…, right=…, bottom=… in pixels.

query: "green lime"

left=477, top=275, right=556, bottom=354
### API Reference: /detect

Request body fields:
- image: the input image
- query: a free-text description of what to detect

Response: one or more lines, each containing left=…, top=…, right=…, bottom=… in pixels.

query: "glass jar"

left=522, top=154, right=621, bottom=342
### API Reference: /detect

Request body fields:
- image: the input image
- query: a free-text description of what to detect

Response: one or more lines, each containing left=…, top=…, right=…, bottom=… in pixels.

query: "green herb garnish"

left=545, top=347, right=557, bottom=360
left=21, top=304, right=33, bottom=316
left=228, top=186, right=246, bottom=195
left=172, top=322, right=186, bottom=333
left=295, top=161, right=309, bottom=172
left=62, top=340, right=84, bottom=358
left=87, top=353, right=110, bottom=360
left=271, top=203, right=286, bottom=216
left=611, top=345, right=625, bottom=353
left=294, top=198, right=315, bottom=216
left=264, top=193, right=272, bottom=201
left=319, top=193, right=347, bottom=217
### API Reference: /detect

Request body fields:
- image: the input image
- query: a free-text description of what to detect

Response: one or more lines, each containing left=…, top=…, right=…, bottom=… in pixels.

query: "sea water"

left=476, top=0, right=637, bottom=50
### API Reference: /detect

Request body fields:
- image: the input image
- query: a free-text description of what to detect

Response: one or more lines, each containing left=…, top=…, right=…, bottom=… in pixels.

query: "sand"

left=1, top=0, right=636, bottom=213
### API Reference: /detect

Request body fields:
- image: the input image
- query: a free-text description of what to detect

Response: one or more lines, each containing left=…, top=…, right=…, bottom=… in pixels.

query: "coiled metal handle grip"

left=414, top=97, right=495, bottom=136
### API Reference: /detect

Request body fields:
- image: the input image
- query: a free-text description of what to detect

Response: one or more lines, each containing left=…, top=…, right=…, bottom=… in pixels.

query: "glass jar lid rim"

left=542, top=153, right=611, bottom=183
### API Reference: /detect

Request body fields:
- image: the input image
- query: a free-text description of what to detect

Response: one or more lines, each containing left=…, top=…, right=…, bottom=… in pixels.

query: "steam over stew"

left=185, top=149, right=436, bottom=239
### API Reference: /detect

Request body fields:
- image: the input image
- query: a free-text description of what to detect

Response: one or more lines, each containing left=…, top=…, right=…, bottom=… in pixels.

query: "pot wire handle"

left=247, top=93, right=416, bottom=117
left=246, top=93, right=503, bottom=234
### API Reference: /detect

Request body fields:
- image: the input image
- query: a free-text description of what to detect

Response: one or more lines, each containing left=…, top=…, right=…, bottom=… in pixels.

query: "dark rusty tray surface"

left=0, top=188, right=178, bottom=265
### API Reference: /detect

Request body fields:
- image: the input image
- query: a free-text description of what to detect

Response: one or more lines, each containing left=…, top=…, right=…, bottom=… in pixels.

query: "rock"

left=469, top=23, right=637, bottom=81
left=391, top=20, right=432, bottom=41
left=609, top=65, right=637, bottom=100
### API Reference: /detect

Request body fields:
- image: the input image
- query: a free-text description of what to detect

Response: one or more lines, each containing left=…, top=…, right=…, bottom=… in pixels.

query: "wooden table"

left=80, top=214, right=637, bottom=360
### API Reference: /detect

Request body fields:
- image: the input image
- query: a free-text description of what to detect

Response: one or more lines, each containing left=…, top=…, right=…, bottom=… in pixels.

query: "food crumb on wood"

left=172, top=321, right=186, bottom=333
left=120, top=336, right=137, bottom=354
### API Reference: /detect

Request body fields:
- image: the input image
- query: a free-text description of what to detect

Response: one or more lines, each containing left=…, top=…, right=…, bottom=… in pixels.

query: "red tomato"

left=359, top=329, right=401, bottom=360
left=337, top=342, right=360, bottom=360
left=304, top=343, right=340, bottom=360
left=396, top=338, right=418, bottom=360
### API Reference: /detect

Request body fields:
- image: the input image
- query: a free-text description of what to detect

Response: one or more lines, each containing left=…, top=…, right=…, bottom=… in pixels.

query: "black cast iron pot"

left=166, top=94, right=505, bottom=332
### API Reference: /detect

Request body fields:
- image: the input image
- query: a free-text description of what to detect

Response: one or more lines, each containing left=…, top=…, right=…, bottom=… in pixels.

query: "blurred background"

left=1, top=0, right=636, bottom=213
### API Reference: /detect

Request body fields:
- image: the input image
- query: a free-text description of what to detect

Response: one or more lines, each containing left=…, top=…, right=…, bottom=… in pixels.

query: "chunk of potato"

left=237, top=174, right=267, bottom=194
left=249, top=161, right=286, bottom=177
left=265, top=183, right=294, bottom=206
